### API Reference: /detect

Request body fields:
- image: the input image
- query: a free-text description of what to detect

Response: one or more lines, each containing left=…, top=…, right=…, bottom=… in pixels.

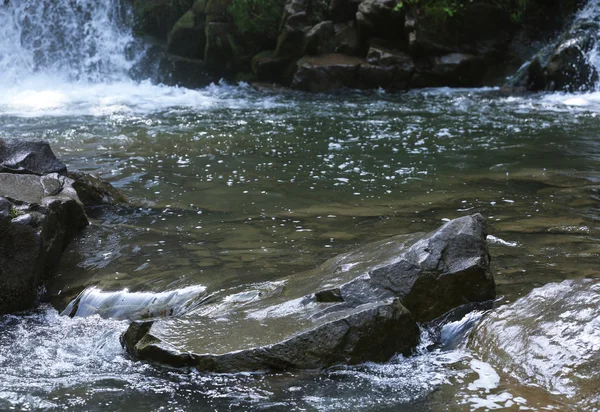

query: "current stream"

left=0, top=0, right=599, bottom=410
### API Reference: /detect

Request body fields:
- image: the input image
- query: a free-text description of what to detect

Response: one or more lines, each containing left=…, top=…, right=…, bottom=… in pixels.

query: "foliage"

left=9, top=207, right=22, bottom=219
left=228, top=0, right=285, bottom=39
left=394, top=0, right=529, bottom=23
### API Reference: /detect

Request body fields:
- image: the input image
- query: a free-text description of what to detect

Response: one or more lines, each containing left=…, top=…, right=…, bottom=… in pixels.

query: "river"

left=0, top=0, right=599, bottom=410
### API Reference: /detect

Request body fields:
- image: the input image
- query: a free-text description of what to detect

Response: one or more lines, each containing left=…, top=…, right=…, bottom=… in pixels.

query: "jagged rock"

left=124, top=298, right=420, bottom=372
left=356, top=0, right=404, bottom=39
left=122, top=214, right=494, bottom=372
left=357, top=63, right=395, bottom=88
left=204, top=0, right=231, bottom=23
left=166, top=9, right=206, bottom=58
left=330, top=0, right=361, bottom=23
left=303, top=21, right=335, bottom=56
left=333, top=21, right=363, bottom=56
left=275, top=12, right=311, bottom=58
left=291, top=54, right=363, bottom=91
left=0, top=174, right=88, bottom=315
left=412, top=53, right=486, bottom=88
left=204, top=22, right=238, bottom=69
left=544, top=35, right=598, bottom=91
left=0, top=138, right=66, bottom=175
left=132, top=0, right=195, bottom=39
left=367, top=43, right=415, bottom=69
left=156, top=53, right=212, bottom=88
left=252, top=51, right=291, bottom=82
left=66, top=171, right=128, bottom=206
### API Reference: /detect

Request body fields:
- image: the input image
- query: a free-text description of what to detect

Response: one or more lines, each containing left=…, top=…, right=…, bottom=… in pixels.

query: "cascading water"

left=0, top=0, right=141, bottom=84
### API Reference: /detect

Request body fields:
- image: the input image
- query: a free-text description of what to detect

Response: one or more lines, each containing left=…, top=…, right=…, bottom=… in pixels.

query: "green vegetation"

left=228, top=0, right=285, bottom=39
left=9, top=207, right=23, bottom=219
left=394, top=0, right=528, bottom=22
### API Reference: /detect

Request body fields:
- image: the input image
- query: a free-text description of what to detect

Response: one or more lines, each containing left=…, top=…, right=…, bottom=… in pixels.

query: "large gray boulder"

left=122, top=214, right=494, bottom=372
left=0, top=138, right=66, bottom=175
left=0, top=174, right=88, bottom=314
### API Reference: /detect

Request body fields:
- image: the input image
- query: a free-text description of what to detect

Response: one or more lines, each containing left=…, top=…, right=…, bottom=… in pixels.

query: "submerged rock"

left=469, top=280, right=600, bottom=409
left=123, top=214, right=494, bottom=372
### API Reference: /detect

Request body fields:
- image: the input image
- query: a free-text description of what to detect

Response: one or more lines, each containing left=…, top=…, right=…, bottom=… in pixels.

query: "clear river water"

left=0, top=0, right=599, bottom=411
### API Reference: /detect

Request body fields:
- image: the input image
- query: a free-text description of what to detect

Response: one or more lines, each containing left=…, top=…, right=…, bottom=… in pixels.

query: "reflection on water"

left=1, top=85, right=600, bottom=409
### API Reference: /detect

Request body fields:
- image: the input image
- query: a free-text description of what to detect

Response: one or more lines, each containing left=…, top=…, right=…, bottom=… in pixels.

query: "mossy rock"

left=133, top=0, right=196, bottom=39
left=167, top=10, right=207, bottom=58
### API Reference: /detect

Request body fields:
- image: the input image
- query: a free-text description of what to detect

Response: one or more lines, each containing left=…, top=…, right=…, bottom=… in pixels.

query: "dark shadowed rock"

left=66, top=171, right=128, bottom=206
left=166, top=9, right=206, bottom=59
left=333, top=21, right=363, bottom=56
left=252, top=50, right=291, bottom=83
left=0, top=174, right=88, bottom=315
left=303, top=21, right=335, bottom=56
left=356, top=0, right=404, bottom=39
left=122, top=214, right=493, bottom=372
left=291, top=54, right=363, bottom=91
left=125, top=298, right=419, bottom=372
left=0, top=138, right=66, bottom=175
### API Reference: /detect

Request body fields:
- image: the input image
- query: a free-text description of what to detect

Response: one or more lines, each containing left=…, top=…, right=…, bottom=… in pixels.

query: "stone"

left=333, top=21, right=363, bottom=56
left=156, top=53, right=212, bottom=88
left=0, top=174, right=88, bottom=315
left=469, top=280, right=600, bottom=408
left=275, top=12, right=310, bottom=58
left=251, top=51, right=291, bottom=82
left=291, top=54, right=364, bottom=91
left=0, top=138, right=66, bottom=175
left=122, top=214, right=494, bottom=372
left=66, top=171, right=128, bottom=206
left=166, top=10, right=206, bottom=59
left=329, top=0, right=362, bottom=23
left=124, top=298, right=420, bottom=372
left=412, top=53, right=486, bottom=88
left=204, top=22, right=238, bottom=69
left=356, top=0, right=404, bottom=39
left=544, top=35, right=598, bottom=91
left=132, top=0, right=195, bottom=39
left=303, top=21, right=335, bottom=56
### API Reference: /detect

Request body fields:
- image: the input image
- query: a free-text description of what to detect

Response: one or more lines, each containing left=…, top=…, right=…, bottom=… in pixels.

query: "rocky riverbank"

left=131, top=0, right=583, bottom=91
left=0, top=138, right=125, bottom=315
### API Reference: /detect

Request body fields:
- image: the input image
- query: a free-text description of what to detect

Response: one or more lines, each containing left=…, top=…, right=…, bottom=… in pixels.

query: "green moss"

left=228, top=0, right=285, bottom=38
left=9, top=207, right=23, bottom=219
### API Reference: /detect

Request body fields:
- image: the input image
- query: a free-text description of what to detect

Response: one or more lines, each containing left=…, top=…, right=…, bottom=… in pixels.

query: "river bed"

left=1, top=82, right=599, bottom=410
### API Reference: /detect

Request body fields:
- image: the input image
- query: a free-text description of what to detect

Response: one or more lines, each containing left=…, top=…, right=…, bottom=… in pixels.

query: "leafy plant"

left=228, top=0, right=285, bottom=39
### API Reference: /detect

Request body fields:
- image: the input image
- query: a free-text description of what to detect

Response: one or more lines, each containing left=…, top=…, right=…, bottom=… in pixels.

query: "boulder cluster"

left=0, top=138, right=124, bottom=315
left=132, top=0, right=583, bottom=91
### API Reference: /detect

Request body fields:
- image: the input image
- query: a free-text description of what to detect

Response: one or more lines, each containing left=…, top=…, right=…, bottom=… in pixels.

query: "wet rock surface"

left=469, top=280, right=600, bottom=409
left=123, top=214, right=494, bottom=372
left=0, top=175, right=88, bottom=315
left=0, top=138, right=125, bottom=315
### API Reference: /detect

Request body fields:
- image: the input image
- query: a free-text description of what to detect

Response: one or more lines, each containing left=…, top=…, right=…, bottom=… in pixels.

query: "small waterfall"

left=62, top=286, right=208, bottom=320
left=577, top=0, right=600, bottom=86
left=0, top=0, right=143, bottom=85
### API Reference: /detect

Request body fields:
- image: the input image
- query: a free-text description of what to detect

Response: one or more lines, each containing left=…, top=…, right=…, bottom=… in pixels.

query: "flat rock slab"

left=122, top=214, right=494, bottom=372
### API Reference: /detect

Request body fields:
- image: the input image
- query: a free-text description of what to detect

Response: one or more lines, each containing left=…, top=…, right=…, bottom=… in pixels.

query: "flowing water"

left=1, top=0, right=600, bottom=410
